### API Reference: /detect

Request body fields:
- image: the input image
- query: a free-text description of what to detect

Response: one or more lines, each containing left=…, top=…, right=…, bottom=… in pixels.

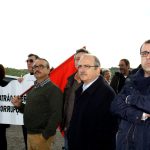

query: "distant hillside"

left=110, top=67, right=119, bottom=76
left=5, top=67, right=120, bottom=77
left=5, top=67, right=28, bottom=77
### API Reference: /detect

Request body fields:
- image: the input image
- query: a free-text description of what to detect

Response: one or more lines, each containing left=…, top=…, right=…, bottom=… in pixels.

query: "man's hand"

left=11, top=96, right=22, bottom=107
left=18, top=77, right=24, bottom=83
left=145, top=113, right=150, bottom=118
left=141, top=113, right=150, bottom=121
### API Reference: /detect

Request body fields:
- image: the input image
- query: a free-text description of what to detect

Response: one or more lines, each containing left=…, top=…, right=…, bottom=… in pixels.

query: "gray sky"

left=0, top=0, right=150, bottom=69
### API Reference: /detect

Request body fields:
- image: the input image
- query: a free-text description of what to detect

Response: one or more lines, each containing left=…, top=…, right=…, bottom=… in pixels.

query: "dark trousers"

left=0, top=126, right=7, bottom=150
left=22, top=125, right=27, bottom=150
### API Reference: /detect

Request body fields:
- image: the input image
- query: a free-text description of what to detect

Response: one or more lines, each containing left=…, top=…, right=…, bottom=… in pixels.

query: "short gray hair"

left=36, top=58, right=50, bottom=69
left=80, top=54, right=101, bottom=68
left=93, top=55, right=101, bottom=67
left=101, top=68, right=110, bottom=76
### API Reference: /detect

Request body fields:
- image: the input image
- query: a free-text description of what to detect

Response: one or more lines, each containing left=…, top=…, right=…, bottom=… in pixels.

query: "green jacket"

left=21, top=81, right=63, bottom=139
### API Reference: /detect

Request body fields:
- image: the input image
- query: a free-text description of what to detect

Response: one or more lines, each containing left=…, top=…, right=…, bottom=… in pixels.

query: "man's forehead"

left=34, top=59, right=45, bottom=64
left=142, top=43, right=150, bottom=50
left=119, top=60, right=125, bottom=64
left=28, top=55, right=36, bottom=59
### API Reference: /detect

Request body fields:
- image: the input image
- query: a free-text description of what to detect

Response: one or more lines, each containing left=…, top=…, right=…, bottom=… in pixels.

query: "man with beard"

left=110, top=59, right=131, bottom=94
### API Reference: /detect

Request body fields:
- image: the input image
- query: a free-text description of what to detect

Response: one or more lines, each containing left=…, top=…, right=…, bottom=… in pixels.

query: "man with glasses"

left=61, top=47, right=89, bottom=150
left=18, top=53, right=39, bottom=150
left=12, top=58, right=63, bottom=150
left=18, top=54, right=39, bottom=83
left=111, top=40, right=150, bottom=150
left=67, top=54, right=117, bottom=150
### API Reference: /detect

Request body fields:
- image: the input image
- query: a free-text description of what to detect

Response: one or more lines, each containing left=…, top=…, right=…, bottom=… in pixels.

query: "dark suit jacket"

left=68, top=76, right=117, bottom=150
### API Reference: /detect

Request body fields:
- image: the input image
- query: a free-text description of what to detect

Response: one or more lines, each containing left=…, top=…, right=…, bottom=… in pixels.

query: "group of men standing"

left=61, top=40, right=150, bottom=150
left=1, top=39, right=150, bottom=150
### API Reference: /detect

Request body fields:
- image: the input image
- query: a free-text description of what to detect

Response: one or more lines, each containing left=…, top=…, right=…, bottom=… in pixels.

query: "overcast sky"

left=0, top=0, right=150, bottom=69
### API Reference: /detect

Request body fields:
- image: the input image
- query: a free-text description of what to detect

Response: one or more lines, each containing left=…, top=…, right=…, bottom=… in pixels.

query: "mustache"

left=34, top=71, right=41, bottom=74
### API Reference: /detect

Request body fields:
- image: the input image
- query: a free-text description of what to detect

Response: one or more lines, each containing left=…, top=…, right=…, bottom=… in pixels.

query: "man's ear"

left=97, top=67, right=101, bottom=76
left=48, top=68, right=51, bottom=76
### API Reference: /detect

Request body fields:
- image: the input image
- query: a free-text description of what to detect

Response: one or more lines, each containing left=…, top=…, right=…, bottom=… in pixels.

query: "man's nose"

left=147, top=53, right=150, bottom=58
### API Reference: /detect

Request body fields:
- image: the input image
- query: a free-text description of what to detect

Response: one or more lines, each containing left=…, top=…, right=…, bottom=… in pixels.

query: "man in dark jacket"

left=111, top=39, right=150, bottom=150
left=68, top=54, right=117, bottom=150
left=61, top=47, right=89, bottom=150
left=110, top=59, right=131, bottom=94
left=0, top=64, right=10, bottom=150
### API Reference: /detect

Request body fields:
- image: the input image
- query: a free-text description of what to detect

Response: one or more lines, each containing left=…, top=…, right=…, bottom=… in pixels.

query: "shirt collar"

left=82, top=77, right=98, bottom=92
left=34, top=78, right=50, bottom=88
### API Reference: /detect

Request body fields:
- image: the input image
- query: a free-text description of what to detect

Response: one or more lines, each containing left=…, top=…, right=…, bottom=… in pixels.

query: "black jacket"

left=111, top=69, right=150, bottom=150
left=68, top=76, right=117, bottom=150
left=61, top=73, right=82, bottom=131
left=110, top=72, right=130, bottom=94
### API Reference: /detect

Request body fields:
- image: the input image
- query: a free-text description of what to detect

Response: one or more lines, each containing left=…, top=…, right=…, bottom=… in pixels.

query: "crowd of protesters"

left=0, top=39, right=150, bottom=150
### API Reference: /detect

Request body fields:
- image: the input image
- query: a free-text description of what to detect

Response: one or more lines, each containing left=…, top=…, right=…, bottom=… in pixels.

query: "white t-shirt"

left=23, top=73, right=36, bottom=82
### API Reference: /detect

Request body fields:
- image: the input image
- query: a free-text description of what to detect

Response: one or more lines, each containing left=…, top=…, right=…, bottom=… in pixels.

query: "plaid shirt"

left=34, top=78, right=50, bottom=88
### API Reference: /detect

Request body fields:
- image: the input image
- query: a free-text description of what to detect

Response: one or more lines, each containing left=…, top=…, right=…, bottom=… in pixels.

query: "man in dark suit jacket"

left=67, top=54, right=117, bottom=150
left=61, top=47, right=89, bottom=150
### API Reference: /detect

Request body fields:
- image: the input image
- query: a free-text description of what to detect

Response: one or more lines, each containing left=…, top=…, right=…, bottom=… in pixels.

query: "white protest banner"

left=0, top=78, right=34, bottom=125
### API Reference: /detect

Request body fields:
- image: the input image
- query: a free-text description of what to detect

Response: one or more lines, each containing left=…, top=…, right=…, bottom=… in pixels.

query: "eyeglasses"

left=26, top=59, right=34, bottom=63
left=32, top=64, right=47, bottom=70
left=78, top=65, right=99, bottom=69
left=140, top=51, right=150, bottom=57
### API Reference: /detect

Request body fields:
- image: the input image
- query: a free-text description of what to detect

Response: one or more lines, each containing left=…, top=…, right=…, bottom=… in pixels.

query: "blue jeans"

left=64, top=132, right=69, bottom=150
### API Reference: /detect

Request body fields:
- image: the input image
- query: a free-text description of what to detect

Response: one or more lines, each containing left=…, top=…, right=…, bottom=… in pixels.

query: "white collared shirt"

left=82, top=77, right=99, bottom=92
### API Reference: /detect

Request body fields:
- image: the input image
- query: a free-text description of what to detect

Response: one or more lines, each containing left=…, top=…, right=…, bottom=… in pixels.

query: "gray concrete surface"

left=7, top=125, right=64, bottom=150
